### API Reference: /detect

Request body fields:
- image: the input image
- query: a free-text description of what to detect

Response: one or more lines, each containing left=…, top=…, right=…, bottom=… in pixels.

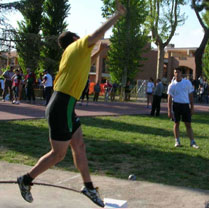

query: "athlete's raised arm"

left=88, top=0, right=126, bottom=47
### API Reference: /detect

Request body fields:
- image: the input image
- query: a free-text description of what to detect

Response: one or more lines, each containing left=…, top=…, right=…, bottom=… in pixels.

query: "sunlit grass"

left=0, top=113, right=209, bottom=189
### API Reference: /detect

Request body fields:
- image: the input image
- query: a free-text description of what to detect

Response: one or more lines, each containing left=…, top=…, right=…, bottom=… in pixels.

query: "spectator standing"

left=93, top=82, right=101, bottom=102
left=11, top=69, right=22, bottom=104
left=2, top=66, right=14, bottom=101
left=104, top=80, right=112, bottom=102
left=203, top=79, right=208, bottom=104
left=18, top=68, right=25, bottom=101
left=146, top=77, right=154, bottom=108
left=37, top=73, right=44, bottom=88
left=125, top=81, right=131, bottom=101
left=25, top=68, right=36, bottom=103
left=0, top=70, right=4, bottom=91
left=42, top=70, right=53, bottom=106
left=197, top=84, right=204, bottom=103
left=198, top=75, right=204, bottom=86
left=80, top=78, right=90, bottom=106
left=110, top=82, right=118, bottom=102
left=0, top=78, right=4, bottom=91
left=150, top=79, right=164, bottom=116
left=167, top=67, right=199, bottom=149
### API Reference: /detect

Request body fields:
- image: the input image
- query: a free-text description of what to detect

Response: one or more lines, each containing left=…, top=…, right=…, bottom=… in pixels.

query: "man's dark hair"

left=174, top=67, right=182, bottom=72
left=58, top=31, right=79, bottom=50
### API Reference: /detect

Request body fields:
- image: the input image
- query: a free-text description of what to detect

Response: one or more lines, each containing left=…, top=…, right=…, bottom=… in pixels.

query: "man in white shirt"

left=151, top=79, right=164, bottom=116
left=167, top=67, right=199, bottom=148
left=42, top=70, right=53, bottom=106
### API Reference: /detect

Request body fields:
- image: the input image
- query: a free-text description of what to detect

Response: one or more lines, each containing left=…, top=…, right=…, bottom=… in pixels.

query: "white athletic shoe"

left=175, top=141, right=181, bottom=147
left=17, top=176, right=33, bottom=203
left=191, top=142, right=199, bottom=149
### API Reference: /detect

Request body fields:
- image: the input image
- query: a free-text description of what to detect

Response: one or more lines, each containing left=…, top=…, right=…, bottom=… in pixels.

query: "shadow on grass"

left=158, top=113, right=209, bottom=126
left=81, top=115, right=172, bottom=137
left=0, top=118, right=209, bottom=191
left=81, top=115, right=207, bottom=139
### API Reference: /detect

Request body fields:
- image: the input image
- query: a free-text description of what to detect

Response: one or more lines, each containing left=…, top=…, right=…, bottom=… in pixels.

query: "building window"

left=90, top=64, right=96, bottom=73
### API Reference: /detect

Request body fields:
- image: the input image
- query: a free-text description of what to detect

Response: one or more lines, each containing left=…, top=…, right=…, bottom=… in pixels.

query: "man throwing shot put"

left=17, top=1, right=126, bottom=207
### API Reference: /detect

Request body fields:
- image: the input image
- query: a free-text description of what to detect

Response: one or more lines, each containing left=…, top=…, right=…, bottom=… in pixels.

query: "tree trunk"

left=156, top=44, right=165, bottom=79
left=120, top=66, right=127, bottom=101
left=195, top=29, right=209, bottom=79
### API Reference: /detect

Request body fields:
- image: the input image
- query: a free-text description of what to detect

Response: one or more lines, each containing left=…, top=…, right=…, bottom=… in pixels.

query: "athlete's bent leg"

left=29, top=139, right=70, bottom=179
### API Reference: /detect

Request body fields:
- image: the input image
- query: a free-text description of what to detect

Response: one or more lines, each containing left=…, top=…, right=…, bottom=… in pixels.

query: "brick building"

left=90, top=40, right=197, bottom=84
left=0, top=50, right=18, bottom=69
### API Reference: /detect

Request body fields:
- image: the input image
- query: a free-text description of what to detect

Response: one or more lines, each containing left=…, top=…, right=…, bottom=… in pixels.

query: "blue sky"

left=4, top=0, right=204, bottom=48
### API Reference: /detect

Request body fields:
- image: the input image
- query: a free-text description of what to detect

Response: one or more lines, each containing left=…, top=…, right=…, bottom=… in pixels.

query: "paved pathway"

left=0, top=100, right=208, bottom=120
left=0, top=161, right=209, bottom=208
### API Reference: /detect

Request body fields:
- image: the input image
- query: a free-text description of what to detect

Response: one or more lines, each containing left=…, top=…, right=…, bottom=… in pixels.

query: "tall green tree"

left=192, top=0, right=209, bottom=79
left=15, top=0, right=44, bottom=71
left=202, top=8, right=209, bottom=81
left=0, top=1, right=20, bottom=52
left=41, top=0, right=70, bottom=75
left=102, top=0, right=148, bottom=88
left=147, top=0, right=186, bottom=79
left=203, top=43, right=209, bottom=81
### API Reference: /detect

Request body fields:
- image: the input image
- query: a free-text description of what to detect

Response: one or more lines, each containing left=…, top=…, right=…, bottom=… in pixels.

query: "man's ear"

left=73, top=36, right=79, bottom=41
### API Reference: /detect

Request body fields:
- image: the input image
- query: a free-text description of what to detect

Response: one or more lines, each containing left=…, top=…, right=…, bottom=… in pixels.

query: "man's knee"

left=51, top=150, right=66, bottom=162
left=185, top=122, right=192, bottom=129
left=73, top=140, right=86, bottom=153
left=174, top=122, right=180, bottom=127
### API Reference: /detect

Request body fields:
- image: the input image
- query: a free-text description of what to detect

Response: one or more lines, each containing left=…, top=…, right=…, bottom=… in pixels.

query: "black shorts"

left=173, top=102, right=191, bottom=123
left=45, top=91, right=81, bottom=141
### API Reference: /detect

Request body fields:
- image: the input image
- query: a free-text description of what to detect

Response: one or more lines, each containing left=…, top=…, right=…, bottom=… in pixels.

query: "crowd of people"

left=191, top=76, right=209, bottom=104
left=1, top=66, right=208, bottom=109
left=0, top=66, right=53, bottom=106
left=78, top=79, right=119, bottom=105
left=146, top=75, right=209, bottom=118
left=0, top=66, right=130, bottom=106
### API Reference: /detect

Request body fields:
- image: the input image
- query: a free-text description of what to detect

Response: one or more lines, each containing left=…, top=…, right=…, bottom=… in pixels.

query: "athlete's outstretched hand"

left=88, top=0, right=126, bottom=47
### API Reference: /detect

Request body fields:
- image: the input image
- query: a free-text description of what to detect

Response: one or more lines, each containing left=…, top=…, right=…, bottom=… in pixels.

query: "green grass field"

left=0, top=113, right=209, bottom=190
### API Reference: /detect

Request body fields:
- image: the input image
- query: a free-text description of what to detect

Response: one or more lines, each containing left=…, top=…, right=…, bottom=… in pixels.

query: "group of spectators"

left=191, top=76, right=209, bottom=104
left=0, top=66, right=53, bottom=106
left=79, top=79, right=119, bottom=105
left=146, top=77, right=165, bottom=117
left=146, top=75, right=209, bottom=117
left=2, top=66, right=208, bottom=110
